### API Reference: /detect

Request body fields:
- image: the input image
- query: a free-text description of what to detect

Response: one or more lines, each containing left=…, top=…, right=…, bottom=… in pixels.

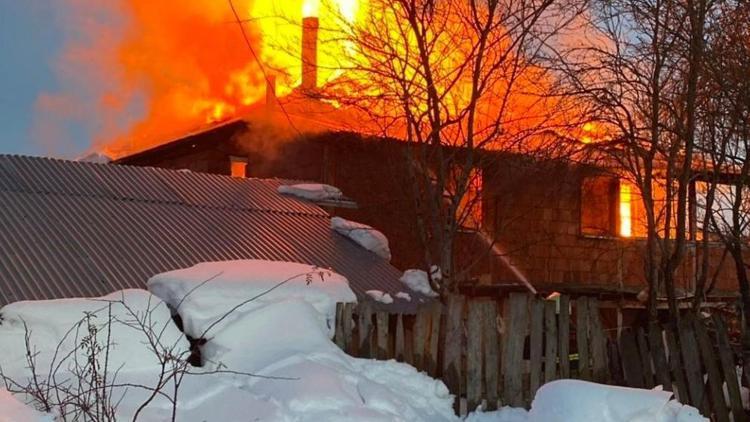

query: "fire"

left=619, top=183, right=633, bottom=237
left=77, top=0, right=365, bottom=157
left=46, top=0, right=570, bottom=157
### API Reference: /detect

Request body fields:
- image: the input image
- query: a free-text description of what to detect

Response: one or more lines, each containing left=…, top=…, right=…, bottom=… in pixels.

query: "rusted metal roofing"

left=0, top=155, right=426, bottom=312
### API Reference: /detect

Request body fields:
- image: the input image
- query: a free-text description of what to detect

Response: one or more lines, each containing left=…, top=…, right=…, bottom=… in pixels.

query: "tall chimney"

left=301, top=16, right=319, bottom=91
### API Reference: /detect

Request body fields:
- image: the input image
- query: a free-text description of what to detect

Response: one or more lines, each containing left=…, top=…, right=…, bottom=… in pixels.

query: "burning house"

left=100, top=1, right=742, bottom=315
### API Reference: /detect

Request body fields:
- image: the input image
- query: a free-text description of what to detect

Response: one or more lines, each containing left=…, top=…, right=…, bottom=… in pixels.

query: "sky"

left=0, top=2, right=90, bottom=158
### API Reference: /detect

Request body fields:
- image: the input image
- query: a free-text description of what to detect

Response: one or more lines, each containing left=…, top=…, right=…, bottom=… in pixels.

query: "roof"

left=0, top=155, right=425, bottom=312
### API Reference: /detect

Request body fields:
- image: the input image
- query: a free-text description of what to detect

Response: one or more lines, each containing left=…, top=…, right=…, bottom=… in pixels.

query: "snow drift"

left=468, top=380, right=707, bottom=422
left=528, top=380, right=706, bottom=421
left=0, top=289, right=188, bottom=382
left=146, top=259, right=456, bottom=421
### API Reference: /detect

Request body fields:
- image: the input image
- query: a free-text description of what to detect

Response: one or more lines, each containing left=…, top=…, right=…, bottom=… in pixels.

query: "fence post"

left=502, top=293, right=529, bottom=407
left=467, top=300, right=483, bottom=412
left=647, top=322, right=672, bottom=391
left=529, top=298, right=544, bottom=396
left=443, top=295, right=465, bottom=413
left=483, top=300, right=500, bottom=411
left=694, top=316, right=730, bottom=422
left=576, top=297, right=591, bottom=380
left=588, top=298, right=608, bottom=383
left=558, top=295, right=571, bottom=379
left=544, top=300, right=558, bottom=383
left=357, top=302, right=373, bottom=357
left=413, top=305, right=430, bottom=371
left=713, top=315, right=746, bottom=422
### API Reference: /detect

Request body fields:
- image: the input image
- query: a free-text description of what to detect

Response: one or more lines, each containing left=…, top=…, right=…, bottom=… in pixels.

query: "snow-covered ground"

left=469, top=380, right=706, bottom=421
left=0, top=259, right=708, bottom=421
left=0, top=260, right=453, bottom=421
left=0, top=390, right=54, bottom=422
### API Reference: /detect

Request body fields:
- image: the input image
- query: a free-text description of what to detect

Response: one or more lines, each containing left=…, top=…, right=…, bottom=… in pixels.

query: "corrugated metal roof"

left=0, top=155, right=426, bottom=312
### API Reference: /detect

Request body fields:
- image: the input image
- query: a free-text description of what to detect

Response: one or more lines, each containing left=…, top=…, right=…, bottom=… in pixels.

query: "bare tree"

left=555, top=0, right=715, bottom=321
left=313, top=0, right=585, bottom=295
left=693, top=0, right=750, bottom=371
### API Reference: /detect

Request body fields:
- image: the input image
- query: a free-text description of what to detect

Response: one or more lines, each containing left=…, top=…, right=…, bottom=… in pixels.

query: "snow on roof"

left=0, top=155, right=420, bottom=312
left=331, top=216, right=392, bottom=261
left=278, top=183, right=343, bottom=201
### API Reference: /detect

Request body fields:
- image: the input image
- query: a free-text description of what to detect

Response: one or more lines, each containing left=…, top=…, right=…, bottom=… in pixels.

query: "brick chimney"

left=301, top=16, right=319, bottom=91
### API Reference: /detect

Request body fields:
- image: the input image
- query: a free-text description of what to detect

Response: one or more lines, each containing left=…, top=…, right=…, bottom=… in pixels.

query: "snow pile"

left=278, top=183, right=343, bottom=201
left=366, top=290, right=394, bottom=304
left=0, top=289, right=188, bottom=382
left=395, top=291, right=412, bottom=302
left=526, top=380, right=706, bottom=422
left=0, top=390, right=53, bottom=422
left=331, top=216, right=392, bottom=261
left=146, top=260, right=456, bottom=421
left=400, top=268, right=440, bottom=297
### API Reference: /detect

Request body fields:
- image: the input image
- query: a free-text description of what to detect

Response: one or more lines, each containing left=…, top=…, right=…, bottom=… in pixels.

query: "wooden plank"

left=558, top=295, right=571, bottom=379
left=395, top=314, right=405, bottom=361
left=343, top=303, right=354, bottom=354
left=544, top=300, right=559, bottom=383
left=678, top=318, right=705, bottom=410
left=588, top=298, right=608, bottom=383
left=502, top=293, right=529, bottom=407
left=529, top=298, right=544, bottom=395
left=376, top=312, right=389, bottom=360
left=576, top=297, right=591, bottom=380
left=442, top=295, right=465, bottom=408
left=357, top=302, right=373, bottom=358
left=713, top=315, right=745, bottom=422
left=466, top=301, right=483, bottom=413
left=619, top=328, right=645, bottom=388
left=482, top=301, right=500, bottom=411
left=647, top=322, right=672, bottom=391
left=665, top=327, right=690, bottom=404
left=403, top=317, right=414, bottom=366
left=636, top=327, right=655, bottom=387
left=413, top=306, right=429, bottom=371
left=335, top=303, right=345, bottom=350
left=427, top=303, right=442, bottom=376
left=607, top=337, right=625, bottom=385
left=694, top=317, right=729, bottom=422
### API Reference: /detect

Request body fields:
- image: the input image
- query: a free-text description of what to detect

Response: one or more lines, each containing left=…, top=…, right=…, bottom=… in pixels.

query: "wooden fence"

left=332, top=293, right=747, bottom=421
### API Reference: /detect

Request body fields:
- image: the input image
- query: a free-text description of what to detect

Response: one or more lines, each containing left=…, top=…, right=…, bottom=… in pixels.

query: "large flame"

left=42, top=0, right=578, bottom=157
left=54, top=0, right=364, bottom=157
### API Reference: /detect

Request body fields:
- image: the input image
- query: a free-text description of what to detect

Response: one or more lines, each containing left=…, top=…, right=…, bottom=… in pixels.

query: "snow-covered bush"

left=0, top=290, right=191, bottom=421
